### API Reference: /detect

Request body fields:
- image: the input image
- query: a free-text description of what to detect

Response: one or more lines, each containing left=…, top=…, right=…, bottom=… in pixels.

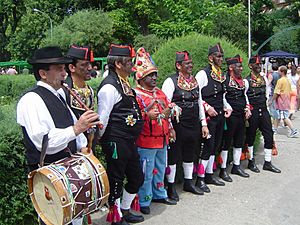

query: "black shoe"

left=167, top=182, right=179, bottom=202
left=152, top=197, right=177, bottom=205
left=231, top=164, right=250, bottom=178
left=248, top=159, right=260, bottom=173
left=263, top=161, right=281, bottom=173
left=183, top=179, right=204, bottom=195
left=219, top=168, right=233, bottom=182
left=140, top=206, right=150, bottom=215
left=121, top=210, right=144, bottom=223
left=112, top=218, right=130, bottom=225
left=205, top=173, right=225, bottom=186
left=195, top=177, right=210, bottom=193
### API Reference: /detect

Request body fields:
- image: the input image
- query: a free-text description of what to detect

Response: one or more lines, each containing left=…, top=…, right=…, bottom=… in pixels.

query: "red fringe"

left=131, top=195, right=140, bottom=212
left=272, top=142, right=278, bottom=156
left=197, top=163, right=205, bottom=175
left=213, top=161, right=217, bottom=171
left=106, top=205, right=121, bottom=223
left=165, top=166, right=171, bottom=175
left=217, top=155, right=223, bottom=165
left=87, top=214, right=92, bottom=224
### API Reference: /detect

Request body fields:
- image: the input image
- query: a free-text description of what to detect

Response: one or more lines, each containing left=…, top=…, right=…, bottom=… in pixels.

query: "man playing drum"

left=17, top=46, right=101, bottom=225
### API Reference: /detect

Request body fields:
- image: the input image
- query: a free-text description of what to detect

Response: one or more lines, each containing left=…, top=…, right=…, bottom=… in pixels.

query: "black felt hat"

left=176, top=51, right=191, bottom=62
left=28, top=46, right=72, bottom=65
left=108, top=44, right=136, bottom=58
left=249, top=55, right=260, bottom=64
left=208, top=43, right=224, bottom=56
left=226, top=54, right=243, bottom=66
left=66, top=45, right=94, bottom=62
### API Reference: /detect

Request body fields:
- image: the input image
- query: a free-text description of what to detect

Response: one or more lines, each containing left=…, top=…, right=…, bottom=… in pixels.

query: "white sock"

left=220, top=150, right=228, bottom=168
left=116, top=198, right=122, bottom=217
left=120, top=189, right=136, bottom=210
left=233, top=147, right=242, bottom=165
left=198, top=159, right=208, bottom=178
left=264, top=148, right=272, bottom=162
left=206, top=155, right=215, bottom=174
left=182, top=162, right=193, bottom=179
left=166, top=164, right=176, bottom=183
left=248, top=146, right=254, bottom=160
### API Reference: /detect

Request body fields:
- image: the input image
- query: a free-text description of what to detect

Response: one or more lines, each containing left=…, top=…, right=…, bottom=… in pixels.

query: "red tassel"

left=106, top=205, right=121, bottom=223
left=272, top=142, right=278, bottom=156
left=165, top=166, right=171, bottom=175
left=152, top=168, right=158, bottom=175
left=217, top=155, right=223, bottom=165
left=240, top=152, right=246, bottom=161
left=213, top=161, right=217, bottom=171
left=131, top=195, right=140, bottom=212
left=87, top=214, right=92, bottom=224
left=197, top=163, right=205, bottom=175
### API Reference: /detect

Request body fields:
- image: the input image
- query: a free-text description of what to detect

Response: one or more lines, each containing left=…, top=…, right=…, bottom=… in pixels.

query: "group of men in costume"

left=17, top=42, right=281, bottom=225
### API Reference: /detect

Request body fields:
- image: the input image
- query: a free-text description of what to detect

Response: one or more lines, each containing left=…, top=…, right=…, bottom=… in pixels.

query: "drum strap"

left=39, top=133, right=49, bottom=167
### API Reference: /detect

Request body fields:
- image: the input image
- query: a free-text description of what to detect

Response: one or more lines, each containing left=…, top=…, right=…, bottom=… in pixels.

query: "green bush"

left=0, top=103, right=36, bottom=225
left=152, top=32, right=250, bottom=87
left=0, top=75, right=35, bottom=101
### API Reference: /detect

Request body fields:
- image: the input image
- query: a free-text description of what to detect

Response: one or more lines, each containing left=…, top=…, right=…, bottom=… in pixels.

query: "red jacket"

left=135, top=87, right=170, bottom=148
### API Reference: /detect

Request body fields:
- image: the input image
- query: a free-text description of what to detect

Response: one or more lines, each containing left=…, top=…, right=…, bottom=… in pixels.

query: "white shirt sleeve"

left=161, top=77, right=175, bottom=102
left=16, top=92, right=86, bottom=154
left=198, top=90, right=207, bottom=126
left=243, top=79, right=250, bottom=105
left=97, top=84, right=122, bottom=137
left=195, top=70, right=211, bottom=112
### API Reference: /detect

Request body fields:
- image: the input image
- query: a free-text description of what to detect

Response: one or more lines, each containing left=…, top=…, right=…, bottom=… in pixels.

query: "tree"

left=40, top=9, right=114, bottom=56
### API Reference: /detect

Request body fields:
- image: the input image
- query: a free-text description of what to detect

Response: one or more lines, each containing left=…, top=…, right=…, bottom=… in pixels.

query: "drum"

left=28, top=153, right=109, bottom=225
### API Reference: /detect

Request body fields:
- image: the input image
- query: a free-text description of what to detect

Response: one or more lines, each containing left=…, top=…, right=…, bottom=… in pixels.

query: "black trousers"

left=246, top=107, right=273, bottom=149
left=201, top=112, right=225, bottom=160
left=168, top=122, right=200, bottom=165
left=101, top=137, right=144, bottom=206
left=223, top=114, right=245, bottom=149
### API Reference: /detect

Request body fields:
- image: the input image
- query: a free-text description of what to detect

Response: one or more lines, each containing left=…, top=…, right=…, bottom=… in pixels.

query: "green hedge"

left=0, top=103, right=36, bottom=225
left=152, top=32, right=250, bottom=86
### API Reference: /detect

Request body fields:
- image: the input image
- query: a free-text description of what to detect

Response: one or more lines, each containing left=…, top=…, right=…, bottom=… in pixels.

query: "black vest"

left=22, top=86, right=77, bottom=165
left=224, top=74, right=246, bottom=116
left=201, top=66, right=226, bottom=111
left=170, top=73, right=199, bottom=127
left=246, top=75, right=267, bottom=109
left=98, top=71, right=143, bottom=140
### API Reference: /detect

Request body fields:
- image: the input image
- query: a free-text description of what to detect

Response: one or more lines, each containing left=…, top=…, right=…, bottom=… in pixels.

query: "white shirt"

left=162, top=76, right=207, bottom=126
left=97, top=84, right=122, bottom=137
left=195, top=69, right=232, bottom=111
left=17, top=81, right=87, bottom=155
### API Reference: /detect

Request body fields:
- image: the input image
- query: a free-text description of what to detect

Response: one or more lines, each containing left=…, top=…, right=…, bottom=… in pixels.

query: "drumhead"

left=33, top=172, right=64, bottom=225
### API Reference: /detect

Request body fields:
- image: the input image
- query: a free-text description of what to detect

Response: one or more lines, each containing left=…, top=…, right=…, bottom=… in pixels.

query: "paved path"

left=92, top=112, right=300, bottom=225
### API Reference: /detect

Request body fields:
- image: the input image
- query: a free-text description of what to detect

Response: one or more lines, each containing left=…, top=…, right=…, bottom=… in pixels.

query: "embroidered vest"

left=98, top=71, right=143, bottom=140
left=246, top=75, right=267, bottom=109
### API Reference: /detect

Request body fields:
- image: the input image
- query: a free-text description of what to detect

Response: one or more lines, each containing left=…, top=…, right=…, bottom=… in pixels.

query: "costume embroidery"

left=177, top=72, right=198, bottom=91
left=250, top=73, right=266, bottom=87
left=210, top=64, right=226, bottom=83
left=229, top=76, right=245, bottom=90
left=118, top=75, right=134, bottom=96
left=71, top=83, right=94, bottom=110
left=125, top=115, right=137, bottom=126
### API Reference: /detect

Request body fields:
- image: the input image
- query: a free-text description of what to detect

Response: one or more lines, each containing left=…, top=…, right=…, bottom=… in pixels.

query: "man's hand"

left=207, top=106, right=218, bottom=117
left=147, top=108, right=160, bottom=120
left=162, top=107, right=171, bottom=118
left=169, top=128, right=176, bottom=143
left=73, top=110, right=101, bottom=136
left=224, top=108, right=232, bottom=118
left=202, top=125, right=209, bottom=138
left=80, top=147, right=91, bottom=155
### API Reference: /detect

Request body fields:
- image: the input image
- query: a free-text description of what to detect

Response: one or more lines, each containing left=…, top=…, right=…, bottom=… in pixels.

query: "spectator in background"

left=22, top=66, right=29, bottom=75
left=102, top=63, right=109, bottom=79
left=287, top=65, right=299, bottom=119
left=268, top=63, right=280, bottom=123
left=273, top=65, right=298, bottom=138
left=296, top=66, right=300, bottom=110
left=6, top=66, right=18, bottom=75
left=90, top=65, right=100, bottom=78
